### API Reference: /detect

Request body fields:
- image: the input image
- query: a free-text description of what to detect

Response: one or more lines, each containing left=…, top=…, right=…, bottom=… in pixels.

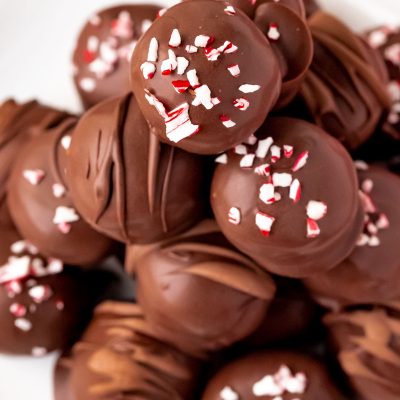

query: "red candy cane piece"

left=28, top=285, right=53, bottom=303
left=9, top=303, right=27, bottom=318
left=233, top=98, right=250, bottom=111
left=166, top=103, right=200, bottom=142
left=220, top=115, right=236, bottom=128
left=289, top=179, right=301, bottom=203
left=361, top=179, right=374, bottom=194
left=172, top=80, right=190, bottom=93
left=270, top=145, right=281, bottom=163
left=376, top=213, right=390, bottom=229
left=306, top=218, right=320, bottom=238
left=227, top=64, right=241, bottom=77
left=140, top=61, right=156, bottom=79
left=255, top=211, right=275, bottom=236
left=23, top=169, right=45, bottom=185
left=267, top=23, right=281, bottom=41
left=292, top=151, right=309, bottom=172
left=254, top=163, right=271, bottom=176
left=283, top=145, right=293, bottom=158
left=224, top=5, right=236, bottom=15
left=259, top=183, right=275, bottom=204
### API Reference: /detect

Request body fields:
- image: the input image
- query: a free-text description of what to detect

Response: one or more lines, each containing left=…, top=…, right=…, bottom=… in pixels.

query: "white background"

left=0, top=0, right=399, bottom=399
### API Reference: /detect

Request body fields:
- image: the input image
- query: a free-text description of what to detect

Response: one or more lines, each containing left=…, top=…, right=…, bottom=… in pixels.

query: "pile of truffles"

left=2, top=0, right=400, bottom=399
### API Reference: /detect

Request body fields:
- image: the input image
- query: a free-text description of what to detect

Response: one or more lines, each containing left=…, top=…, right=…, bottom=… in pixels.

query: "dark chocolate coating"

left=7, top=119, right=114, bottom=266
left=325, top=302, right=400, bottom=400
left=304, top=0, right=319, bottom=17
left=73, top=5, right=160, bottom=109
left=202, top=351, right=344, bottom=400
left=300, top=12, right=390, bottom=150
left=131, top=0, right=282, bottom=154
left=69, top=301, right=201, bottom=400
left=305, top=165, right=400, bottom=309
left=254, top=2, right=313, bottom=109
left=136, top=220, right=276, bottom=358
left=256, top=0, right=306, bottom=19
left=365, top=27, right=400, bottom=140
left=211, top=117, right=364, bottom=278
left=67, top=92, right=207, bottom=244
left=0, top=99, right=69, bottom=227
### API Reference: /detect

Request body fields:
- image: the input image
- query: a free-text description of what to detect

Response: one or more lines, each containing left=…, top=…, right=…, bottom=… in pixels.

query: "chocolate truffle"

left=73, top=4, right=161, bottom=109
left=0, top=231, right=101, bottom=355
left=202, top=351, right=344, bottom=400
left=300, top=12, right=390, bottom=150
left=305, top=165, right=400, bottom=309
left=211, top=117, right=364, bottom=278
left=365, top=26, right=400, bottom=140
left=7, top=119, right=114, bottom=266
left=254, top=2, right=313, bottom=109
left=69, top=302, right=201, bottom=400
left=135, top=220, right=276, bottom=358
left=0, top=99, right=69, bottom=227
left=324, top=302, right=400, bottom=400
left=67, top=92, right=207, bottom=244
left=131, top=0, right=282, bottom=154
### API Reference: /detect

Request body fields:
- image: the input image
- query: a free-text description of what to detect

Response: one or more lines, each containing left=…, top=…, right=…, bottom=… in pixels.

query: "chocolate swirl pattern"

left=67, top=92, right=206, bottom=244
left=325, top=303, right=400, bottom=400
left=70, top=301, right=201, bottom=400
left=135, top=220, right=276, bottom=358
left=300, top=12, right=390, bottom=149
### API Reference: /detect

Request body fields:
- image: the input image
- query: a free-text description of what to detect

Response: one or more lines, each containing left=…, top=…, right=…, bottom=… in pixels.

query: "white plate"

left=0, top=0, right=399, bottom=399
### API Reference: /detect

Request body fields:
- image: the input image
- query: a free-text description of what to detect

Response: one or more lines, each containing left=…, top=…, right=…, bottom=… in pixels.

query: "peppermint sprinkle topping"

left=256, top=137, right=274, bottom=158
left=52, top=183, right=66, bottom=198
left=292, top=151, right=309, bottom=172
left=166, top=103, right=200, bottom=142
left=227, top=64, right=241, bottom=77
left=187, top=69, right=200, bottom=88
left=306, top=201, right=328, bottom=221
left=9, top=303, right=27, bottom=318
left=235, top=145, right=247, bottom=155
left=239, top=84, right=260, bottom=93
left=215, top=154, right=228, bottom=164
left=148, top=38, right=159, bottom=62
left=233, top=98, right=250, bottom=111
left=32, top=347, right=48, bottom=357
left=289, top=179, right=301, bottom=203
left=185, top=45, right=198, bottom=53
left=259, top=183, right=276, bottom=204
left=53, top=206, right=80, bottom=225
left=228, top=207, right=241, bottom=225
left=267, top=23, right=281, bottom=41
left=23, top=169, right=45, bottom=186
left=15, top=318, right=32, bottom=332
left=61, top=135, right=72, bottom=151
left=140, top=62, right=156, bottom=79
left=240, top=154, right=255, bottom=168
left=307, top=218, right=321, bottom=238
left=194, top=35, right=213, bottom=47
left=220, top=386, right=239, bottom=400
left=177, top=57, right=189, bottom=75
left=220, top=115, right=236, bottom=128
left=172, top=80, right=190, bottom=94
left=28, top=285, right=53, bottom=303
left=255, top=212, right=275, bottom=236
left=169, top=29, right=181, bottom=47
left=255, top=163, right=271, bottom=177
left=224, top=6, right=236, bottom=15
left=79, top=78, right=96, bottom=92
left=272, top=173, right=292, bottom=187
left=354, top=160, right=369, bottom=171
left=283, top=145, right=293, bottom=158
left=270, top=145, right=281, bottom=163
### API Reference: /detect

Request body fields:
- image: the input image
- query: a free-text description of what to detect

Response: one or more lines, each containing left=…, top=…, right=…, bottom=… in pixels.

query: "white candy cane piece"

left=194, top=35, right=212, bottom=47
left=169, top=29, right=181, bottom=47
left=289, top=179, right=301, bottom=202
left=234, top=145, right=247, bottom=155
left=239, top=84, right=260, bottom=93
left=256, top=137, right=274, bottom=158
left=185, top=45, right=198, bottom=53
left=233, top=98, right=250, bottom=111
left=240, top=154, right=255, bottom=168
left=52, top=183, right=66, bottom=198
left=165, top=103, right=200, bottom=142
left=140, top=61, right=156, bottom=79
left=270, top=145, right=281, bottom=163
left=306, top=201, right=327, bottom=221
left=23, top=169, right=45, bottom=185
left=224, top=6, right=236, bottom=15
left=187, top=69, right=200, bottom=88
left=292, top=151, right=309, bottom=172
left=259, top=183, right=275, bottom=204
left=255, top=212, right=275, bottom=237
left=220, top=115, right=236, bottom=128
left=28, top=285, right=53, bottom=303
left=148, top=37, right=159, bottom=62
left=220, top=387, right=239, bottom=400
left=228, top=207, right=241, bottom=225
left=53, top=206, right=80, bottom=225
left=354, top=160, right=369, bottom=171
left=61, top=135, right=72, bottom=150
left=177, top=57, right=189, bottom=75
left=194, top=85, right=214, bottom=109
left=172, top=80, right=190, bottom=93
left=215, top=154, right=228, bottom=164
left=272, top=173, right=292, bottom=187
left=267, top=23, right=280, bottom=41
left=227, top=64, right=240, bottom=77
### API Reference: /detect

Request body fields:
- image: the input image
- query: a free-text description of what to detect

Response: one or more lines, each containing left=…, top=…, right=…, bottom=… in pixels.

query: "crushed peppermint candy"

left=228, top=207, right=241, bottom=225
left=79, top=77, right=96, bottom=92
left=239, top=84, right=260, bottom=93
left=169, top=29, right=181, bottom=47
left=259, top=183, right=276, bottom=204
left=140, top=61, right=156, bottom=79
left=185, top=45, right=198, bottom=53
left=220, top=386, right=239, bottom=400
left=215, top=154, right=228, bottom=164
left=240, top=154, right=255, bottom=168
left=267, top=23, right=280, bottom=41
left=172, top=80, right=190, bottom=93
left=220, top=115, right=236, bottom=128
left=227, top=64, right=240, bottom=77
left=292, top=151, right=309, bottom=172
left=224, top=5, right=236, bottom=15
left=272, top=173, right=292, bottom=187
left=194, top=35, right=213, bottom=47
left=306, top=201, right=328, bottom=221
left=177, top=57, right=189, bottom=75
left=52, top=183, right=67, bottom=198
left=61, top=135, right=72, bottom=151
left=256, top=137, right=274, bottom=158
left=289, top=179, right=301, bottom=203
left=255, top=163, right=271, bottom=177
left=53, top=206, right=80, bottom=225
left=15, top=318, right=32, bottom=332
left=32, top=347, right=48, bottom=357
left=23, top=169, right=45, bottom=185
left=233, top=98, right=250, bottom=111
left=283, top=145, right=293, bottom=158
left=255, top=212, right=275, bottom=236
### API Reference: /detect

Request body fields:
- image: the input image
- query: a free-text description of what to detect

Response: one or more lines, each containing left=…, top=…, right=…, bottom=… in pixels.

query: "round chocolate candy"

left=7, top=119, right=115, bottom=266
left=69, top=302, right=201, bottom=400
left=67, top=92, right=207, bottom=244
left=202, top=351, right=344, bottom=400
left=211, top=117, right=364, bottom=278
left=365, top=26, right=400, bottom=140
left=131, top=0, right=282, bottom=154
left=254, top=1, right=313, bottom=109
left=135, top=220, right=276, bottom=358
left=73, top=4, right=161, bottom=109
left=300, top=12, right=391, bottom=150
left=305, top=165, right=400, bottom=309
left=324, top=302, right=400, bottom=400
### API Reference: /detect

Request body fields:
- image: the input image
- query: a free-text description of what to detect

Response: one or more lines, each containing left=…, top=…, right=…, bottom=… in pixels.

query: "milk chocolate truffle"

left=324, top=302, right=400, bottom=400
left=305, top=165, right=400, bottom=309
left=67, top=93, right=207, bottom=244
left=300, top=12, right=391, bottom=150
left=365, top=26, right=400, bottom=140
left=0, top=232, right=101, bottom=355
left=254, top=2, right=313, bottom=109
left=202, top=351, right=344, bottom=400
left=136, top=220, right=276, bottom=358
left=73, top=4, right=160, bottom=109
left=211, top=117, right=364, bottom=278
left=0, top=99, right=69, bottom=227
left=7, top=119, right=114, bottom=266
left=131, top=0, right=282, bottom=154
left=69, top=302, right=201, bottom=400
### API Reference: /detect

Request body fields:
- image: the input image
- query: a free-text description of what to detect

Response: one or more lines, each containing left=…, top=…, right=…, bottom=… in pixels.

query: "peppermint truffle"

left=0, top=99, right=69, bottom=227
left=300, top=12, right=390, bottom=149
left=131, top=0, right=282, bottom=154
left=365, top=26, right=400, bottom=140
left=305, top=165, right=400, bottom=309
left=0, top=232, right=103, bottom=355
left=325, top=302, right=400, bottom=400
left=67, top=92, right=207, bottom=244
left=69, top=302, right=201, bottom=400
left=211, top=117, right=364, bottom=278
left=136, top=220, right=276, bottom=358
left=254, top=1, right=313, bottom=109
left=7, top=119, right=114, bottom=266
left=202, top=351, right=344, bottom=400
left=73, top=4, right=160, bottom=109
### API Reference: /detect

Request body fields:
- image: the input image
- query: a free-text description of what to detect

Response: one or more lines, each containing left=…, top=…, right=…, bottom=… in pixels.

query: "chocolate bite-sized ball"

left=365, top=26, right=400, bottom=140
left=68, top=301, right=201, bottom=400
left=136, top=220, right=276, bottom=358
left=211, top=117, right=364, bottom=278
left=67, top=92, right=207, bottom=244
left=324, top=302, right=400, bottom=400
left=73, top=4, right=160, bottom=109
left=131, top=0, right=282, bottom=154
left=300, top=12, right=390, bottom=150
left=202, top=351, right=345, bottom=400
left=254, top=2, right=313, bottom=109
left=0, top=231, right=110, bottom=355
left=0, top=99, right=69, bottom=227
left=7, top=119, right=115, bottom=266
left=305, top=165, right=400, bottom=309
